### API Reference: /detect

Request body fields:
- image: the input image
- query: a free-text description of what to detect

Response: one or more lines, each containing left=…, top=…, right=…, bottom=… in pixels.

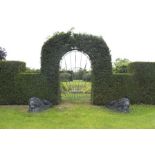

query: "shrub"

left=73, top=68, right=86, bottom=80
left=113, top=58, right=130, bottom=73
left=60, top=72, right=72, bottom=81
left=83, top=72, right=91, bottom=81
left=25, top=67, right=40, bottom=73
left=60, top=82, right=71, bottom=93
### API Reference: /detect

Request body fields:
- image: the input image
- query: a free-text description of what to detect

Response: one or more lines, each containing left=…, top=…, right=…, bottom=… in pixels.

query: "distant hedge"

left=83, top=72, right=91, bottom=81
left=60, top=71, right=73, bottom=81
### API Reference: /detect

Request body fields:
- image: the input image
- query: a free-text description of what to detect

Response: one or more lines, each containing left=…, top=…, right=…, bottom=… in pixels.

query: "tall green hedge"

left=0, top=61, right=26, bottom=74
left=111, top=74, right=133, bottom=99
left=1, top=41, right=155, bottom=105
left=0, top=73, right=50, bottom=105
left=0, top=61, right=26, bottom=104
left=128, top=62, right=155, bottom=104
left=41, top=32, right=112, bottom=105
left=128, top=62, right=155, bottom=78
left=0, top=61, right=50, bottom=105
left=14, top=73, right=50, bottom=104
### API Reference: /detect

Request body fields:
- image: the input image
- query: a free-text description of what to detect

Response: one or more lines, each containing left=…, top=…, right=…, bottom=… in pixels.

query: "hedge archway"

left=41, top=32, right=112, bottom=105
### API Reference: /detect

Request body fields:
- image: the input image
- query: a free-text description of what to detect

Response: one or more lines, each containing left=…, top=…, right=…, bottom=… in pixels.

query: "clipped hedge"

left=0, top=73, right=50, bottom=105
left=0, top=61, right=26, bottom=74
left=128, top=62, right=155, bottom=104
left=111, top=74, right=133, bottom=99
left=41, top=32, right=112, bottom=105
left=14, top=73, right=50, bottom=104
left=99, top=62, right=155, bottom=105
left=0, top=61, right=155, bottom=104
left=0, top=61, right=26, bottom=104
left=128, top=62, right=155, bottom=77
left=1, top=39, right=155, bottom=105
left=0, top=61, right=51, bottom=105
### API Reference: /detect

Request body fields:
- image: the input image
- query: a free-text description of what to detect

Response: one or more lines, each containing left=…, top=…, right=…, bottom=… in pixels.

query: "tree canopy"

left=0, top=47, right=7, bottom=60
left=113, top=58, right=131, bottom=73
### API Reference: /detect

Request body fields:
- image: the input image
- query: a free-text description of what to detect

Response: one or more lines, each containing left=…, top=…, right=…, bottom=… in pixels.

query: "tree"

left=73, top=68, right=87, bottom=80
left=60, top=72, right=72, bottom=81
left=25, top=67, right=40, bottom=73
left=59, top=70, right=73, bottom=81
left=113, top=58, right=131, bottom=73
left=83, top=72, right=91, bottom=81
left=0, top=47, right=7, bottom=60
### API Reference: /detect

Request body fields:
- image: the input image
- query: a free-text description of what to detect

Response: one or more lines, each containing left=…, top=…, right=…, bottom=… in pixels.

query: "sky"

left=60, top=51, right=91, bottom=71
left=0, top=0, right=155, bottom=69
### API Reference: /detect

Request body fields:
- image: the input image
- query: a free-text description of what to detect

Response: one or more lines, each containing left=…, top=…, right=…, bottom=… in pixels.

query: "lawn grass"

left=0, top=86, right=155, bottom=129
left=0, top=102, right=155, bottom=128
left=61, top=80, right=91, bottom=103
left=61, top=93, right=91, bottom=103
left=61, top=80, right=91, bottom=94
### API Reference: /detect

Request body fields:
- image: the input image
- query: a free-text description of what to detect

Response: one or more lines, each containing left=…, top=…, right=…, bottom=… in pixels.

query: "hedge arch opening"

left=60, top=50, right=92, bottom=103
left=41, top=32, right=112, bottom=105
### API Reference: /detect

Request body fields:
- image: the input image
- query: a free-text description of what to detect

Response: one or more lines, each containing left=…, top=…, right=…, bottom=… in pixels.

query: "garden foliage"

left=0, top=47, right=7, bottom=60
left=0, top=62, right=49, bottom=104
left=41, top=32, right=112, bottom=105
left=0, top=33, right=155, bottom=105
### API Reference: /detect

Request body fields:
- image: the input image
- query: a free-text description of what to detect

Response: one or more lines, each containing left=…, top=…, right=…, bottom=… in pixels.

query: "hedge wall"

left=0, top=73, right=50, bottom=105
left=14, top=73, right=50, bottom=104
left=1, top=61, right=155, bottom=104
left=0, top=61, right=26, bottom=74
left=111, top=74, right=133, bottom=99
left=41, top=32, right=112, bottom=105
left=128, top=62, right=155, bottom=104
left=1, top=43, right=155, bottom=105
left=0, top=61, right=26, bottom=104
left=92, top=62, right=155, bottom=104
left=0, top=61, right=51, bottom=104
left=128, top=62, right=155, bottom=77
